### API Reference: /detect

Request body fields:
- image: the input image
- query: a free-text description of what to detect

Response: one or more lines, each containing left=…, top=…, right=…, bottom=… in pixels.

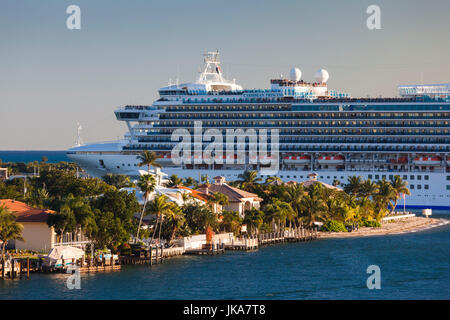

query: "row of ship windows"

left=160, top=113, right=449, bottom=120
left=146, top=129, right=449, bottom=136
left=156, top=119, right=449, bottom=125
left=164, top=105, right=450, bottom=112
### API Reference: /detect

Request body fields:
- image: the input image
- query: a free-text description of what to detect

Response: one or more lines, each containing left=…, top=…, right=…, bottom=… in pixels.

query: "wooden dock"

left=185, top=243, right=225, bottom=255
left=120, top=245, right=185, bottom=265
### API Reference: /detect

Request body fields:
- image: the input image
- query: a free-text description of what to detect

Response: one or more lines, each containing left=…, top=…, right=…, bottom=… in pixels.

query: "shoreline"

left=317, top=217, right=447, bottom=239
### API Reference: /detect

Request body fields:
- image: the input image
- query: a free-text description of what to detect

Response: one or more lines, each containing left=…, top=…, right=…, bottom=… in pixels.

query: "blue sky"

left=1, top=0, right=449, bottom=150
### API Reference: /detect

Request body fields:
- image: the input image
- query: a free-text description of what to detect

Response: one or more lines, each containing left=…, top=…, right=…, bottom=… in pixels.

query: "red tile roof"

left=0, top=199, right=55, bottom=223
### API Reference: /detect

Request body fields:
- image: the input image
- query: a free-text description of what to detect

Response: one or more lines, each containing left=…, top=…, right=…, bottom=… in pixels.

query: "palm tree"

left=165, top=174, right=183, bottom=188
left=390, top=175, right=411, bottom=213
left=0, top=204, right=24, bottom=261
left=221, top=210, right=243, bottom=235
left=242, top=209, right=264, bottom=235
left=208, top=192, right=229, bottom=213
left=359, top=179, right=379, bottom=201
left=265, top=199, right=294, bottom=231
left=344, top=176, right=363, bottom=197
left=164, top=203, right=185, bottom=245
left=183, top=177, right=197, bottom=188
left=137, top=150, right=161, bottom=174
left=146, top=195, right=174, bottom=244
left=264, top=176, right=282, bottom=185
left=136, top=174, right=156, bottom=239
left=375, top=179, right=396, bottom=212
left=299, top=185, right=327, bottom=227
left=237, top=170, right=262, bottom=191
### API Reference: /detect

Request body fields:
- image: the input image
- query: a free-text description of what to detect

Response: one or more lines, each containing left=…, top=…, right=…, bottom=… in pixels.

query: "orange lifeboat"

left=413, top=156, right=442, bottom=166
left=157, top=153, right=173, bottom=162
left=317, top=155, right=345, bottom=165
left=283, top=155, right=311, bottom=164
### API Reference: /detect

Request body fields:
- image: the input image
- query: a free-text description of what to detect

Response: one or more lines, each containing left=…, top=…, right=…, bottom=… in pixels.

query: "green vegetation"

left=321, top=220, right=348, bottom=232
left=0, top=204, right=24, bottom=260
left=0, top=157, right=410, bottom=254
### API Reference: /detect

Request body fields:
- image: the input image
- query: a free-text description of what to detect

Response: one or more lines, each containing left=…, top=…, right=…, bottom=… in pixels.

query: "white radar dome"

left=289, top=67, right=302, bottom=81
left=314, top=69, right=329, bottom=83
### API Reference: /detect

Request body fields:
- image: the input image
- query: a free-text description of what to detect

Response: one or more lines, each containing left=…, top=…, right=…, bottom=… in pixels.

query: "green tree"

left=102, top=173, right=132, bottom=189
left=208, top=192, right=229, bottom=213
left=46, top=204, right=76, bottom=243
left=221, top=210, right=243, bottom=235
left=165, top=174, right=183, bottom=188
left=243, top=208, right=264, bottom=235
left=237, top=170, right=262, bottom=191
left=390, top=175, right=411, bottom=213
left=137, top=151, right=161, bottom=174
left=146, top=194, right=174, bottom=244
left=344, top=176, right=363, bottom=197
left=0, top=204, right=24, bottom=260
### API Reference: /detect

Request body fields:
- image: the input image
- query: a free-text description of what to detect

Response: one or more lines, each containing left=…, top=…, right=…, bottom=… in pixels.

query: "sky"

left=1, top=0, right=449, bottom=150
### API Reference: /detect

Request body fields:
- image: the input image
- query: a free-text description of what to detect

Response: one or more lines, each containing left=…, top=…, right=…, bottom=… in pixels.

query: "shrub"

left=322, top=220, right=348, bottom=232
left=362, top=220, right=381, bottom=228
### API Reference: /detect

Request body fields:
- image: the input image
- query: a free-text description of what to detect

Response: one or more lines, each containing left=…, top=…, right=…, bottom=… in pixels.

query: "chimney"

left=214, top=176, right=226, bottom=185
left=308, top=172, right=318, bottom=181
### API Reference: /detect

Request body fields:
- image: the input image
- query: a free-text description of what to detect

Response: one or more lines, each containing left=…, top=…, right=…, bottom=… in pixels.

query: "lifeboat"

left=413, top=156, right=442, bottom=166
left=390, top=156, right=408, bottom=164
left=157, top=153, right=173, bottom=162
left=317, top=155, right=345, bottom=165
left=283, top=155, right=311, bottom=164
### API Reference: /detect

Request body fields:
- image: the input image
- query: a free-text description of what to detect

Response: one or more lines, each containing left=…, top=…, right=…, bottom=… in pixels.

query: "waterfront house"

left=0, top=199, right=56, bottom=252
left=196, top=176, right=263, bottom=218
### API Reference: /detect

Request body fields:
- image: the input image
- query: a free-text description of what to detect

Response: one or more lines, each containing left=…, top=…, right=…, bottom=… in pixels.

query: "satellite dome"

left=314, top=69, right=329, bottom=83
left=289, top=67, right=302, bottom=81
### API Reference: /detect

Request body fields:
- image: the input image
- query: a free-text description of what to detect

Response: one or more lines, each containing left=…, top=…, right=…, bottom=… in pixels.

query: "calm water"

left=0, top=151, right=70, bottom=164
left=1, top=212, right=449, bottom=300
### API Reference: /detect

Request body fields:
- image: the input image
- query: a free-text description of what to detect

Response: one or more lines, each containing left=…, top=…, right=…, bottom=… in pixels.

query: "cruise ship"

left=67, top=51, right=450, bottom=209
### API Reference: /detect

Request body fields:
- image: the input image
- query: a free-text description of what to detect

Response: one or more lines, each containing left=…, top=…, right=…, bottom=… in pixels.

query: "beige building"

left=197, top=176, right=263, bottom=218
left=0, top=199, right=56, bottom=252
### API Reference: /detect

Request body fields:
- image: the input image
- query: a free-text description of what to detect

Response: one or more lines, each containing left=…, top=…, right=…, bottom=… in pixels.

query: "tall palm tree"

left=137, top=150, right=161, bottom=174
left=136, top=174, right=156, bottom=239
left=375, top=179, right=396, bottom=212
left=344, top=176, right=363, bottom=197
left=146, top=195, right=174, bottom=244
left=222, top=210, right=243, bottom=235
left=390, top=175, right=411, bottom=213
left=0, top=204, right=24, bottom=261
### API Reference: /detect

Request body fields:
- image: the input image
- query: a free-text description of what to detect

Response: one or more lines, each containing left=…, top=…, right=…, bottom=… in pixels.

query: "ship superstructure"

left=67, top=51, right=450, bottom=209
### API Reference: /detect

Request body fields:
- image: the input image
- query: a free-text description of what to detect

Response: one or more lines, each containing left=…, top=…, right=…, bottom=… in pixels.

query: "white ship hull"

left=67, top=145, right=450, bottom=209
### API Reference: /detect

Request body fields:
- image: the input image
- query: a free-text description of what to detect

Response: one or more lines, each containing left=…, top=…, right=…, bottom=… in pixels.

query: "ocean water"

left=0, top=151, right=70, bottom=164
left=1, top=212, right=449, bottom=300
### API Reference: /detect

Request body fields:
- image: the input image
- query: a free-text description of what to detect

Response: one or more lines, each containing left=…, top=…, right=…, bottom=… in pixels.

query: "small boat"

left=317, top=155, right=345, bottom=165
left=413, top=156, right=442, bottom=166
left=283, top=155, right=310, bottom=164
